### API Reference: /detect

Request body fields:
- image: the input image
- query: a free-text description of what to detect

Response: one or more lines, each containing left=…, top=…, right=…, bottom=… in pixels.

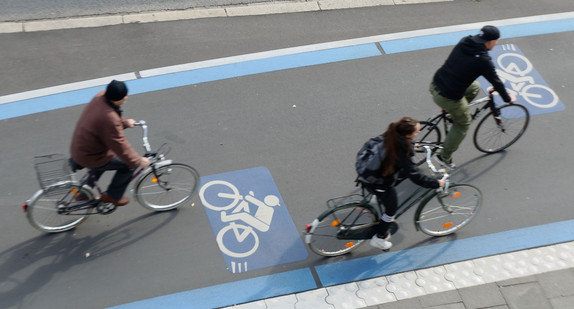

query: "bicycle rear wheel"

left=26, top=184, right=94, bottom=233
left=135, top=163, right=199, bottom=211
left=415, top=184, right=482, bottom=237
left=473, top=104, right=529, bottom=153
left=305, top=203, right=378, bottom=257
left=413, top=121, right=442, bottom=165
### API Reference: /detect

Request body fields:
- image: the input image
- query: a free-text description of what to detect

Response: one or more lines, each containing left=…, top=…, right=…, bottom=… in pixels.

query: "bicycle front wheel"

left=135, top=163, right=199, bottom=211
left=413, top=121, right=442, bottom=165
left=26, top=184, right=94, bottom=233
left=473, top=104, right=530, bottom=153
left=305, top=203, right=378, bottom=257
left=415, top=184, right=482, bottom=237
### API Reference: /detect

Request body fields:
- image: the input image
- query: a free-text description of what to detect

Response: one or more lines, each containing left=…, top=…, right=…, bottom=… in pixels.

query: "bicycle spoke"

left=415, top=185, right=482, bottom=236
left=306, top=204, right=377, bottom=256
left=26, top=184, right=93, bottom=233
left=474, top=104, right=529, bottom=153
left=137, top=183, right=192, bottom=194
left=135, top=163, right=199, bottom=211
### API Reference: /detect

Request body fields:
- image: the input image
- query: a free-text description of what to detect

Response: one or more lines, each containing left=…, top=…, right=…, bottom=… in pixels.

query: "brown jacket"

left=70, top=91, right=142, bottom=169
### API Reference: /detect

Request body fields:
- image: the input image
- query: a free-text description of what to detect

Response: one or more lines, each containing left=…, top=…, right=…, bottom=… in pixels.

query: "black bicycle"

left=412, top=89, right=530, bottom=165
left=304, top=146, right=482, bottom=257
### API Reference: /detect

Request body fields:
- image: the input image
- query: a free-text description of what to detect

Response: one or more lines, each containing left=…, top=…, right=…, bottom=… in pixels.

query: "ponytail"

left=380, top=117, right=418, bottom=176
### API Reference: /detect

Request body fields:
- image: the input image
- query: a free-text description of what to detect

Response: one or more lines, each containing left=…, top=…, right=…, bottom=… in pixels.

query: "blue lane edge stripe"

left=106, top=268, right=317, bottom=309
left=106, top=219, right=574, bottom=308
left=315, top=219, right=574, bottom=286
left=380, top=18, right=574, bottom=54
left=3, top=17, right=574, bottom=120
left=0, top=44, right=381, bottom=120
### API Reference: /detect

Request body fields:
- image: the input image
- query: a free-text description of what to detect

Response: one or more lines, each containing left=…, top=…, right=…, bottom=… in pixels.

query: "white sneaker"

left=369, top=233, right=392, bottom=250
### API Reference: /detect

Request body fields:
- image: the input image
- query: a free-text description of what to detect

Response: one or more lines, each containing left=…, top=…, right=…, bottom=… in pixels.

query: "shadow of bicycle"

left=448, top=151, right=508, bottom=183
left=0, top=210, right=178, bottom=309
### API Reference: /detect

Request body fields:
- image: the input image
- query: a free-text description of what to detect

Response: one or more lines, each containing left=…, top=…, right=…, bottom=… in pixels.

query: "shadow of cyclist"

left=448, top=151, right=508, bottom=184
left=0, top=210, right=178, bottom=309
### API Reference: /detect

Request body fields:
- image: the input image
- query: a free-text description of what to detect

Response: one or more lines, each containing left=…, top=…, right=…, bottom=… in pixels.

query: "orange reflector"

left=151, top=177, right=158, bottom=183
left=450, top=192, right=461, bottom=198
left=345, top=242, right=355, bottom=248
left=443, top=222, right=453, bottom=228
left=70, top=189, right=78, bottom=194
left=330, top=219, right=341, bottom=227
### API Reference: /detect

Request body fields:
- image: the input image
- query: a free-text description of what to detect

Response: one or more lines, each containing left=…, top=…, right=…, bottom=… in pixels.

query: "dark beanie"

left=105, top=80, right=128, bottom=101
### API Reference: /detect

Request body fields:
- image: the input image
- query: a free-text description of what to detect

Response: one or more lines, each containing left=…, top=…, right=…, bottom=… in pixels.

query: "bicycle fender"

left=140, top=159, right=173, bottom=176
left=25, top=180, right=83, bottom=205
left=306, top=202, right=379, bottom=239
left=317, top=202, right=377, bottom=222
left=304, top=219, right=319, bottom=244
left=24, top=189, right=45, bottom=210
left=305, top=202, right=376, bottom=243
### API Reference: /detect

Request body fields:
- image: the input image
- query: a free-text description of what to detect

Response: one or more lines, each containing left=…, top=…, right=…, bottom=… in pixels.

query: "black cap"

left=471, top=25, right=500, bottom=43
left=105, top=80, right=128, bottom=101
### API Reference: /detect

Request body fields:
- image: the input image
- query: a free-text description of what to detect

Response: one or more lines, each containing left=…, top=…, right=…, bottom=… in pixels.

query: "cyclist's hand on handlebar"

left=126, top=118, right=136, bottom=128
left=509, top=93, right=517, bottom=103
left=140, top=157, right=150, bottom=168
left=413, top=142, right=422, bottom=152
left=438, top=179, right=446, bottom=187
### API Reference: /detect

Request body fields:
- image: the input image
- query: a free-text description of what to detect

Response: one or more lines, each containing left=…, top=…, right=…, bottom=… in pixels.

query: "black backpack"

left=356, top=135, right=386, bottom=184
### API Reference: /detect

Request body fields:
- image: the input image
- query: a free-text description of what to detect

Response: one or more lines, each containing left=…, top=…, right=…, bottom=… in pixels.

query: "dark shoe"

left=433, top=154, right=456, bottom=170
left=101, top=193, right=129, bottom=206
left=74, top=192, right=89, bottom=201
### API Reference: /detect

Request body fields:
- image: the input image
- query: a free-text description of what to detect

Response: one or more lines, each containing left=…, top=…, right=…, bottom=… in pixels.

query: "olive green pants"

left=429, top=80, right=480, bottom=161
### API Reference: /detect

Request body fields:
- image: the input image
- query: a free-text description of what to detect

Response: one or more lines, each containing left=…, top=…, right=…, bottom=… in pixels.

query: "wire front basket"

left=34, top=154, right=74, bottom=189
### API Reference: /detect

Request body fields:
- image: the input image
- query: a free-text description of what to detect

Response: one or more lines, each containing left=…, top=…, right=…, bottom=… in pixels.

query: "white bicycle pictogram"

left=496, top=52, right=559, bottom=109
left=199, top=180, right=280, bottom=258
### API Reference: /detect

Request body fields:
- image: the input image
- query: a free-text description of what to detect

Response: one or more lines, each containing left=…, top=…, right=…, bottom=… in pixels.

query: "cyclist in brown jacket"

left=70, top=80, right=149, bottom=206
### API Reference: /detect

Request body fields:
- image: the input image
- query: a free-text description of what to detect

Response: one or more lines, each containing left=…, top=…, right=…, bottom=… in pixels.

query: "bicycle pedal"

left=96, top=202, right=117, bottom=215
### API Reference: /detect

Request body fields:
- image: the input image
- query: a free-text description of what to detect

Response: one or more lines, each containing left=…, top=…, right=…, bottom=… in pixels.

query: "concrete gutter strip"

left=226, top=2, right=321, bottom=16
left=0, top=0, right=452, bottom=33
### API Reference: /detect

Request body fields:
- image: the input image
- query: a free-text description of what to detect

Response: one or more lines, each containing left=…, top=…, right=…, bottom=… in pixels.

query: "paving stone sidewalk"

left=227, top=241, right=574, bottom=309
left=384, top=269, right=574, bottom=309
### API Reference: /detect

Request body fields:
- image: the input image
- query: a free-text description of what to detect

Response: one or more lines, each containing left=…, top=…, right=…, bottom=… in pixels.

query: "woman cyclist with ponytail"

left=362, top=117, right=446, bottom=250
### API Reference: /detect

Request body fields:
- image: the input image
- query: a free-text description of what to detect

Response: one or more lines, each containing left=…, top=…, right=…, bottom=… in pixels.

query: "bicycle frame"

left=425, top=91, right=495, bottom=135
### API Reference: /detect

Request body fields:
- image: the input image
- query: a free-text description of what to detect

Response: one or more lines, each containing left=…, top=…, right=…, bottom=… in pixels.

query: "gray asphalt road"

left=1, top=0, right=573, bottom=308
left=0, top=0, right=296, bottom=22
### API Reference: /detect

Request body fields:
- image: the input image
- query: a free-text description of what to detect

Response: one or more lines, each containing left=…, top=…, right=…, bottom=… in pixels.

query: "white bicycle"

left=23, top=121, right=200, bottom=233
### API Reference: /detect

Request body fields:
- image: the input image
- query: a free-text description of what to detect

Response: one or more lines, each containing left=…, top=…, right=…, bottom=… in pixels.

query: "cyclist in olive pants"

left=430, top=25, right=515, bottom=169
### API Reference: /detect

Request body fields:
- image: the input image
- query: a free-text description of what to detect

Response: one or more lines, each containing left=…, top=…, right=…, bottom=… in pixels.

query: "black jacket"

left=377, top=138, right=440, bottom=189
left=433, top=36, right=511, bottom=102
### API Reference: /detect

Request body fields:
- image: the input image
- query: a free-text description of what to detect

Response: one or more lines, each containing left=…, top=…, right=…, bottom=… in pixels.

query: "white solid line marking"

left=2, top=11, right=573, bottom=104
left=0, top=73, right=137, bottom=105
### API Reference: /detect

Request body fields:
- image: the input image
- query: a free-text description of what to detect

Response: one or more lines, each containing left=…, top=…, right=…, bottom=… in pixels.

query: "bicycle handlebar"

left=421, top=144, right=450, bottom=191
left=133, top=120, right=152, bottom=153
left=133, top=121, right=171, bottom=161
